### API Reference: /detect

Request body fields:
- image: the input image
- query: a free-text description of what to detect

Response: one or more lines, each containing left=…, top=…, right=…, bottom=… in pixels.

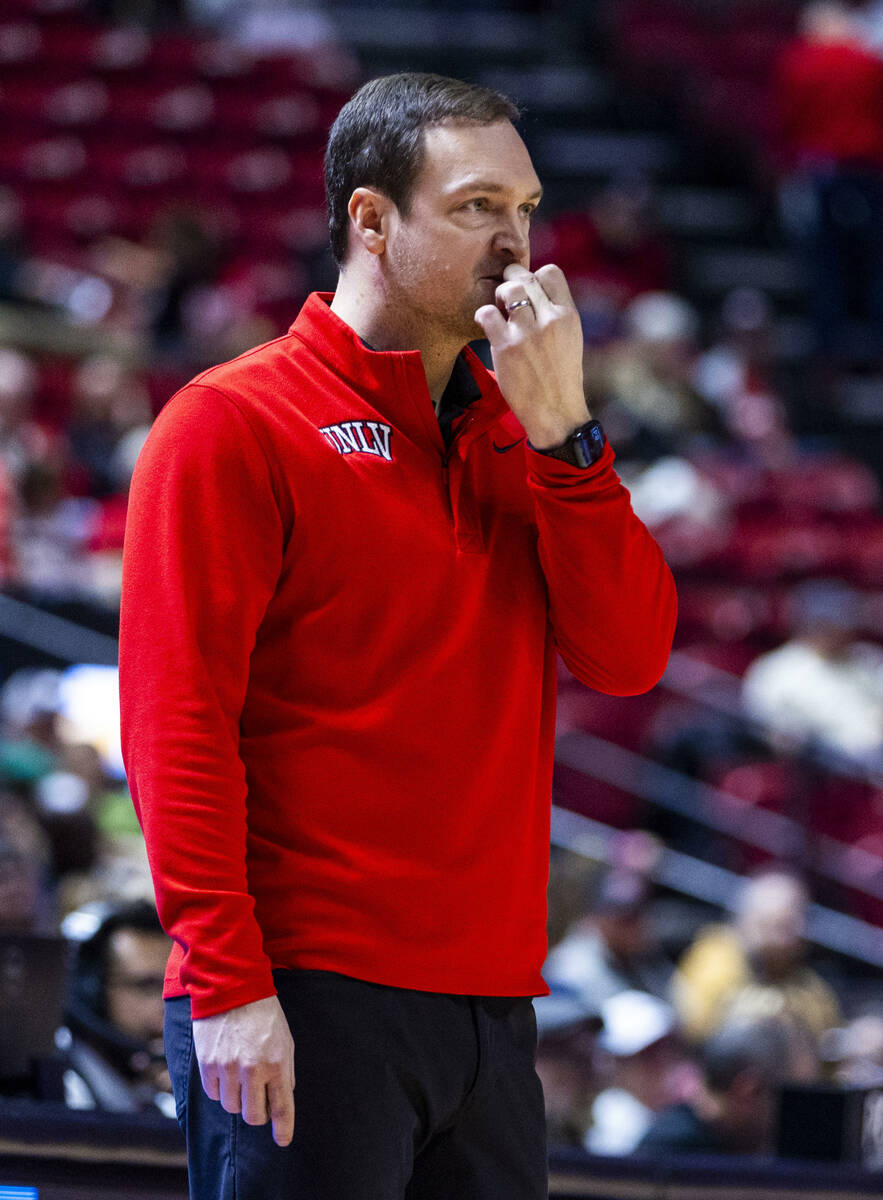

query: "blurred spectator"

left=63, top=900, right=173, bottom=1113
left=532, top=178, right=671, bottom=345
left=741, top=579, right=883, bottom=763
left=0, top=667, right=64, bottom=766
left=672, top=870, right=842, bottom=1043
left=0, top=665, right=146, bottom=916
left=544, top=868, right=673, bottom=1012
left=33, top=766, right=98, bottom=879
left=67, top=357, right=152, bottom=498
left=822, top=1011, right=883, bottom=1084
left=95, top=208, right=226, bottom=363
left=534, top=985, right=604, bottom=1148
left=693, top=288, right=795, bottom=465
left=11, top=457, right=100, bottom=601
left=94, top=208, right=295, bottom=366
left=0, top=790, right=55, bottom=932
left=774, top=1, right=883, bottom=360
left=637, top=1016, right=806, bottom=1156
left=585, top=292, right=722, bottom=460
left=624, top=455, right=733, bottom=572
left=0, top=348, right=54, bottom=485
left=0, top=188, right=32, bottom=307
left=148, top=209, right=225, bottom=358
left=586, top=990, right=694, bottom=1156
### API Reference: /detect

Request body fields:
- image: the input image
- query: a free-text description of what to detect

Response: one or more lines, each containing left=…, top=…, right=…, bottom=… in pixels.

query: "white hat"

left=599, top=990, right=675, bottom=1057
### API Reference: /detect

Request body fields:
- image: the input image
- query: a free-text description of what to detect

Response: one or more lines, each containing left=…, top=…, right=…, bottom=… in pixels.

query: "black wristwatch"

left=530, top=419, right=607, bottom=468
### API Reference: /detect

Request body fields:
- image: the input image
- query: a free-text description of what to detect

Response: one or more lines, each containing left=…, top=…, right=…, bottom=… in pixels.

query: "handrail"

left=0, top=593, right=118, bottom=666
left=661, top=649, right=883, bottom=787
left=550, top=804, right=883, bottom=969
left=554, top=729, right=883, bottom=903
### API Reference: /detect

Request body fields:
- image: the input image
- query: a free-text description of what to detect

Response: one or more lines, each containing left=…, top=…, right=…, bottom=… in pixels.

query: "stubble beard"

left=389, top=240, right=487, bottom=350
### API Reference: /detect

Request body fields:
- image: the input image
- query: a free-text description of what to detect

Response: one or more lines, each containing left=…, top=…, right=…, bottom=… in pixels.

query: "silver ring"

left=506, top=298, right=533, bottom=313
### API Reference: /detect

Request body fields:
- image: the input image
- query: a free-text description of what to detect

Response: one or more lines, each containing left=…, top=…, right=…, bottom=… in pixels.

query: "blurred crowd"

left=539, top=845, right=883, bottom=1157
left=0, top=0, right=880, bottom=1165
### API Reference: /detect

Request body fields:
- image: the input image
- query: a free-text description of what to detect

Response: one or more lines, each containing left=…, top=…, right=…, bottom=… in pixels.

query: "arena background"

left=0, top=0, right=881, bottom=1195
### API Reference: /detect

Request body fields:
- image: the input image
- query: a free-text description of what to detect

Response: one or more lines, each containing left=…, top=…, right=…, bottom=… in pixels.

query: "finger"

left=474, top=304, right=509, bottom=344
left=534, top=263, right=574, bottom=308
left=499, top=269, right=549, bottom=316
left=494, top=281, right=534, bottom=318
left=218, top=1066, right=242, bottom=1114
left=501, top=263, right=531, bottom=284
left=504, top=299, right=535, bottom=322
left=241, top=1075, right=269, bottom=1126
left=268, top=1075, right=296, bottom=1147
left=199, top=1064, right=220, bottom=1103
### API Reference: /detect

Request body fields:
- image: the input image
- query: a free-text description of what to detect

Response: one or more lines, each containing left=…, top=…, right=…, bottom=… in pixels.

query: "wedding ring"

left=506, top=298, right=533, bottom=313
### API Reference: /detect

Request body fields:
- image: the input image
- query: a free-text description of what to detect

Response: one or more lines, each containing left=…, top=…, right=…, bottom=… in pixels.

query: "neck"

left=330, top=266, right=463, bottom=408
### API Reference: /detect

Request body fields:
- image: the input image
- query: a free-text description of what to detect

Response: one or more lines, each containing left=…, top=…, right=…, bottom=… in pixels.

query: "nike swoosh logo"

left=492, top=438, right=526, bottom=454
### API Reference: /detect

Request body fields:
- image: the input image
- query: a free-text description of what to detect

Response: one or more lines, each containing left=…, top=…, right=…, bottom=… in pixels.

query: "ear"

left=347, top=188, right=391, bottom=257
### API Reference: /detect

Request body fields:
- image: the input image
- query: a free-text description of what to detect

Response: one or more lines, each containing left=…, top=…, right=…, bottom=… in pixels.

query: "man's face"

left=383, top=120, right=543, bottom=343
left=105, top=927, right=169, bottom=1043
left=740, top=897, right=805, bottom=980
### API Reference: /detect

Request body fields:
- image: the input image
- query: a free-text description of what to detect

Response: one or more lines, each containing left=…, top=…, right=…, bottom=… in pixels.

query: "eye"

left=520, top=203, right=537, bottom=218
left=464, top=197, right=490, bottom=212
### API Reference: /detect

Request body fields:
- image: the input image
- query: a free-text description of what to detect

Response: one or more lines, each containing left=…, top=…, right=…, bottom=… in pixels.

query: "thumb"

left=474, top=304, right=508, bottom=344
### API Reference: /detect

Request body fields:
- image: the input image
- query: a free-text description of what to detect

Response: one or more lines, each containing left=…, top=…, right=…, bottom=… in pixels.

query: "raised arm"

left=475, top=262, right=676, bottom=693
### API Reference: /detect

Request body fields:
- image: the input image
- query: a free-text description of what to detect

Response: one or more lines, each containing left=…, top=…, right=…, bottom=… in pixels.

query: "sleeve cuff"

left=526, top=438, right=616, bottom=482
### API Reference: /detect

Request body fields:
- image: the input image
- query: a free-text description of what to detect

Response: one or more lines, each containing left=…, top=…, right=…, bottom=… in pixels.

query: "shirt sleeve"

left=526, top=441, right=677, bottom=695
left=119, top=383, right=286, bottom=1019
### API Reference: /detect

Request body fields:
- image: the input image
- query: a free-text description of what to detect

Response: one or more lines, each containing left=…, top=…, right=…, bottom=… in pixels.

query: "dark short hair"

left=702, top=1018, right=791, bottom=1093
left=73, top=899, right=165, bottom=1019
left=324, top=72, right=520, bottom=266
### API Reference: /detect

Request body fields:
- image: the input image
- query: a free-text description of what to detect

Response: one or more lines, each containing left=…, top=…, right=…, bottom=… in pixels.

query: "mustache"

left=476, top=261, right=516, bottom=282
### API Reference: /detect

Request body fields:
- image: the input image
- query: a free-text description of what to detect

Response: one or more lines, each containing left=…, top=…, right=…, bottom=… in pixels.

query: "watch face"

left=573, top=421, right=606, bottom=466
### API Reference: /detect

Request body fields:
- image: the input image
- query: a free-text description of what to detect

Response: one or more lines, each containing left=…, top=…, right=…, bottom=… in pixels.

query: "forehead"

left=414, top=120, right=541, bottom=200
left=109, top=927, right=169, bottom=969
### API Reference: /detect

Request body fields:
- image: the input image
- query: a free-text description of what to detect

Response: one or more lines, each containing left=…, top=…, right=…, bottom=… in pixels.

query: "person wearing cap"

left=586, top=990, right=690, bottom=1156
left=544, top=868, right=674, bottom=1014
left=637, top=1015, right=803, bottom=1156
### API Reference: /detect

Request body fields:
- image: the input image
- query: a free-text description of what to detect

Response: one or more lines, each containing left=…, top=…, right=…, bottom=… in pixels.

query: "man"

left=119, top=72, right=677, bottom=1199
left=587, top=990, right=684, bottom=1156
left=742, top=579, right=883, bottom=763
left=774, top=1, right=883, bottom=359
left=637, top=1015, right=806, bottom=1157
left=64, top=900, right=173, bottom=1113
left=544, top=867, right=673, bottom=1011
left=672, top=869, right=841, bottom=1044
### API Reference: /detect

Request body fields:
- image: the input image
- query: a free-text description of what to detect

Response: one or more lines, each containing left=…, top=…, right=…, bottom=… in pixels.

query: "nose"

left=492, top=210, right=530, bottom=263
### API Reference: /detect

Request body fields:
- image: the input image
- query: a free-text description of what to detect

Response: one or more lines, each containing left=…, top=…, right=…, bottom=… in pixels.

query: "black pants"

left=164, top=969, right=548, bottom=1200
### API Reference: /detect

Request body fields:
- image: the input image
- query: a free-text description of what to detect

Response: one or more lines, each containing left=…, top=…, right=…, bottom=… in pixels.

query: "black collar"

left=437, top=354, right=482, bottom=449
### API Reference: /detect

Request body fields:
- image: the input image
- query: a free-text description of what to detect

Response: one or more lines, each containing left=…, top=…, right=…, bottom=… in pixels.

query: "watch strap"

left=529, top=419, right=606, bottom=468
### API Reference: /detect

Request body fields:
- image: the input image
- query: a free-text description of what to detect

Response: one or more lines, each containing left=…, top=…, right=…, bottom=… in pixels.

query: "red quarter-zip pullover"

left=119, top=293, right=676, bottom=1019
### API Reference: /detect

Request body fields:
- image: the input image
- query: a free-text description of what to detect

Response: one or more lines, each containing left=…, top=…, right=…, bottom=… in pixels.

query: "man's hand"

left=192, top=995, right=295, bottom=1147
left=474, top=263, right=589, bottom=449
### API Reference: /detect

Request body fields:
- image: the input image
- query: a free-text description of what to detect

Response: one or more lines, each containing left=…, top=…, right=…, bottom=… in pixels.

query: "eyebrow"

left=449, top=179, right=544, bottom=201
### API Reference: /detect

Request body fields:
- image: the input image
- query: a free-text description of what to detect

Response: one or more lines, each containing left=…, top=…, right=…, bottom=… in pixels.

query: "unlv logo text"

left=320, top=421, right=394, bottom=462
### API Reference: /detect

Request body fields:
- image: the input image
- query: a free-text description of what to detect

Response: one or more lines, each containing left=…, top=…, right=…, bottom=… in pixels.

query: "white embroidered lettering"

left=367, top=422, right=393, bottom=462
left=319, top=421, right=395, bottom=463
